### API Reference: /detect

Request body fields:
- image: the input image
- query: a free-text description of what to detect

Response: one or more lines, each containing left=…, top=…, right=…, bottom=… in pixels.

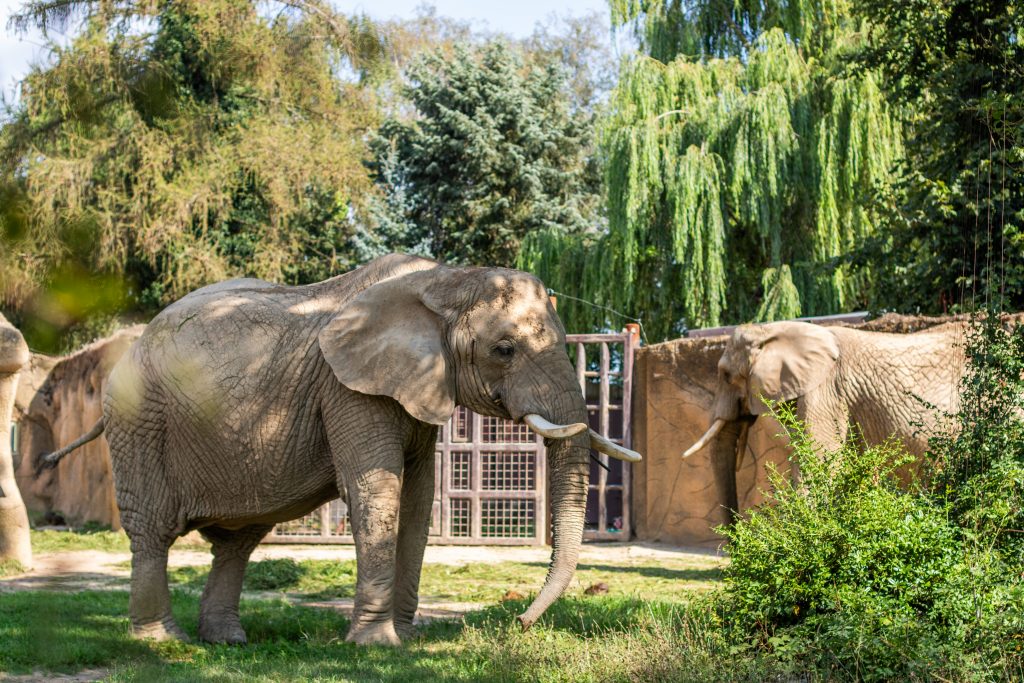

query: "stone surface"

left=14, top=327, right=144, bottom=529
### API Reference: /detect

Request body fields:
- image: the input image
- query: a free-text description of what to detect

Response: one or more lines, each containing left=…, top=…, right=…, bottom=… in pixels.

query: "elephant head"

left=682, top=321, right=839, bottom=520
left=317, top=260, right=639, bottom=629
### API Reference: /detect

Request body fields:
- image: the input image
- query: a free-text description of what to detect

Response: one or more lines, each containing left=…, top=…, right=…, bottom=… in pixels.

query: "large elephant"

left=44, top=254, right=639, bottom=646
left=0, top=312, right=32, bottom=569
left=682, top=320, right=964, bottom=519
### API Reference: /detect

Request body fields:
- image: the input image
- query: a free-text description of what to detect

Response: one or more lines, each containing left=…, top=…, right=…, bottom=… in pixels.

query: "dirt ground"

left=1, top=541, right=719, bottom=595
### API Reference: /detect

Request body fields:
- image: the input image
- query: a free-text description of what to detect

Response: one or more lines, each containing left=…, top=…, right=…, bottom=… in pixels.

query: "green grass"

left=0, top=550, right=745, bottom=681
left=0, top=588, right=776, bottom=682
left=31, top=528, right=209, bottom=554
left=165, top=556, right=724, bottom=603
left=0, top=558, right=26, bottom=577
left=31, top=527, right=132, bottom=553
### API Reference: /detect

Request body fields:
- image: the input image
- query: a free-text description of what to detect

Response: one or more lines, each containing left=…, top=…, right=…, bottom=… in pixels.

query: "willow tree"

left=0, top=0, right=384, bottom=349
left=520, top=1, right=904, bottom=340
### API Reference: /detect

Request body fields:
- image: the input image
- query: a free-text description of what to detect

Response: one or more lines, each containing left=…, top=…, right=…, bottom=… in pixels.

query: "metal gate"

left=267, top=328, right=638, bottom=545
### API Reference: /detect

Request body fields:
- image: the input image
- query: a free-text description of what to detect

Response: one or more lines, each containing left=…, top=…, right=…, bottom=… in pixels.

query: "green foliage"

left=722, top=398, right=1024, bottom=679
left=609, top=0, right=852, bottom=62
left=851, top=0, right=1024, bottom=313
left=30, top=527, right=131, bottom=554
left=931, top=315, right=1024, bottom=559
left=0, top=0, right=384, bottom=350
left=527, top=5, right=902, bottom=339
left=0, top=559, right=26, bottom=577
left=367, top=41, right=602, bottom=267
left=723, top=407, right=951, bottom=631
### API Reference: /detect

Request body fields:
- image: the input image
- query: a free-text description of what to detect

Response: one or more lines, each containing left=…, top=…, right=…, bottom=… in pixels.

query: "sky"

left=0, top=0, right=613, bottom=101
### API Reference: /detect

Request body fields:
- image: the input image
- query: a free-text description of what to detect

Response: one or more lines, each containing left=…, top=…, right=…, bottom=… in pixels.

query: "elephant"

left=0, top=312, right=32, bottom=569
left=43, top=253, right=640, bottom=646
left=682, top=320, right=965, bottom=520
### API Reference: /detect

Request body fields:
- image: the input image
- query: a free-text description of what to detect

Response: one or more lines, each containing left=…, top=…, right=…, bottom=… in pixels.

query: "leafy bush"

left=720, top=317, right=1024, bottom=682
left=721, top=405, right=972, bottom=680
left=724, top=407, right=955, bottom=632
left=930, top=315, right=1024, bottom=561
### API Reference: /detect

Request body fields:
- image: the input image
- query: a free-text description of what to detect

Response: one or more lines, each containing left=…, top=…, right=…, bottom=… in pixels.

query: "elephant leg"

left=333, top=442, right=405, bottom=646
left=197, top=523, right=273, bottom=644
left=393, top=433, right=438, bottom=639
left=126, top=533, right=186, bottom=642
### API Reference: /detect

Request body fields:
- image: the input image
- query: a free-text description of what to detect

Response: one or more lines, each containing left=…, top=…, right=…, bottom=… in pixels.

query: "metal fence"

left=266, top=329, right=638, bottom=545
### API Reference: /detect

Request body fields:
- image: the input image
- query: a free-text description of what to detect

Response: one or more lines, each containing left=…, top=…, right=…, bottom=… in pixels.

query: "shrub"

left=721, top=405, right=968, bottom=680
left=929, top=315, right=1024, bottom=561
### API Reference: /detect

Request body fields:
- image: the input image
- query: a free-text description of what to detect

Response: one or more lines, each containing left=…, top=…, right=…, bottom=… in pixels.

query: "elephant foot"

left=395, top=619, right=417, bottom=641
left=132, top=617, right=190, bottom=643
left=346, top=619, right=401, bottom=647
left=198, top=616, right=247, bottom=645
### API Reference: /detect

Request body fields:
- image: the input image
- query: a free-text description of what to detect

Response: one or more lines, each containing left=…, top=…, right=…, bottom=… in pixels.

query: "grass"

left=30, top=527, right=209, bottom=554
left=0, top=588, right=774, bottom=682
left=0, top=558, right=26, bottom=577
left=165, top=556, right=724, bottom=604
left=2, top=541, right=742, bottom=681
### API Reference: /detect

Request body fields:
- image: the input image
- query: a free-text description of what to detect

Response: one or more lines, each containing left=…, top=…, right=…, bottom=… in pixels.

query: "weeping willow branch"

left=521, top=20, right=903, bottom=341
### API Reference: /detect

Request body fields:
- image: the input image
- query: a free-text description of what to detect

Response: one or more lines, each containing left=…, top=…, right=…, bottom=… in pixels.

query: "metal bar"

left=471, top=412, right=482, bottom=541
left=598, top=342, right=610, bottom=534
left=567, top=333, right=631, bottom=343
left=319, top=502, right=331, bottom=538
left=622, top=327, right=637, bottom=540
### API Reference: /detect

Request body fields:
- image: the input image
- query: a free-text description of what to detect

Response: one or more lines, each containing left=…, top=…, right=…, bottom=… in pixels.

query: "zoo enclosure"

left=266, top=328, right=639, bottom=545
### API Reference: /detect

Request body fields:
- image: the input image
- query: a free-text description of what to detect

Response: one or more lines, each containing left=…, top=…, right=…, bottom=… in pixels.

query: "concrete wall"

left=14, top=327, right=143, bottom=529
left=630, top=313, right=984, bottom=549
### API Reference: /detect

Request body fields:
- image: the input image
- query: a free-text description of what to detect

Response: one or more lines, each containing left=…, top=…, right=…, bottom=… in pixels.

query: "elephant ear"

left=317, top=272, right=455, bottom=426
left=747, top=322, right=839, bottom=415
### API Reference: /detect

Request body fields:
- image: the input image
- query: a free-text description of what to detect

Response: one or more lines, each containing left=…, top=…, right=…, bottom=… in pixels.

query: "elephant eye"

left=493, top=341, right=515, bottom=359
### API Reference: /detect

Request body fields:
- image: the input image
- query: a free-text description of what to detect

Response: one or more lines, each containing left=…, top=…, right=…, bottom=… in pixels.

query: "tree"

left=366, top=41, right=602, bottom=267
left=0, top=0, right=385, bottom=350
left=851, top=0, right=1024, bottom=313
left=521, top=1, right=904, bottom=340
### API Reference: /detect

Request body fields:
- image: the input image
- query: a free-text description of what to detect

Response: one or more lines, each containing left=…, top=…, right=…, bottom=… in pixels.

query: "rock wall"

left=630, top=313, right=1004, bottom=549
left=14, top=326, right=143, bottom=529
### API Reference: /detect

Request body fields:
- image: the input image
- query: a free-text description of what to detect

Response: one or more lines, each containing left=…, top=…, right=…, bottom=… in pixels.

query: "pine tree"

left=366, top=41, right=601, bottom=267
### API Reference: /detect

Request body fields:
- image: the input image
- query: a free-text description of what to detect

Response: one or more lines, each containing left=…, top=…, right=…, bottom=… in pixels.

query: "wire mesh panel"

left=436, top=410, right=547, bottom=544
left=266, top=330, right=636, bottom=545
left=480, top=451, right=536, bottom=491
left=481, top=499, right=536, bottom=538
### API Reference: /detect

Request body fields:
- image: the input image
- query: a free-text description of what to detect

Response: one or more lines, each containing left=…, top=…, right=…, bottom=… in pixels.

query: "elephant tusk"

left=589, top=429, right=642, bottom=462
left=523, top=414, right=588, bottom=439
left=682, top=419, right=726, bottom=458
left=735, top=420, right=751, bottom=472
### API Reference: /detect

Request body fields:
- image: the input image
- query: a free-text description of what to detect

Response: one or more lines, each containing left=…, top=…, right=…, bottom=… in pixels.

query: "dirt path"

left=0, top=541, right=718, bottom=594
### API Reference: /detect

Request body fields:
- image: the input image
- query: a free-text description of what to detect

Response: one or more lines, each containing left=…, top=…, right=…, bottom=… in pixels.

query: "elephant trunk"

left=709, top=420, right=744, bottom=527
left=517, top=393, right=590, bottom=631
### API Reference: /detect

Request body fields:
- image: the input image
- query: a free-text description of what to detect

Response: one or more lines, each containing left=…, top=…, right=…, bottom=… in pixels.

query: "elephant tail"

left=38, top=419, right=105, bottom=471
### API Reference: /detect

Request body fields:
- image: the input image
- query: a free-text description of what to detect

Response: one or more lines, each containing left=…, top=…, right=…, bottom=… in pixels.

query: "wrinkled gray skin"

left=696, top=321, right=964, bottom=521
left=102, top=254, right=589, bottom=646
left=0, top=312, right=32, bottom=569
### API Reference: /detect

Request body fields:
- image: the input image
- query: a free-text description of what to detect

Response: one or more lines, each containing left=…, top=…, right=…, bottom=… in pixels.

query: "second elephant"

left=684, top=320, right=966, bottom=519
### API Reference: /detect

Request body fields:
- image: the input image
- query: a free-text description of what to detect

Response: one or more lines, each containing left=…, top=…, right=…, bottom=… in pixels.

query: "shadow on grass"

left=521, top=560, right=723, bottom=583
left=0, top=589, right=481, bottom=682
left=467, top=595, right=692, bottom=637
left=0, top=588, right=726, bottom=681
